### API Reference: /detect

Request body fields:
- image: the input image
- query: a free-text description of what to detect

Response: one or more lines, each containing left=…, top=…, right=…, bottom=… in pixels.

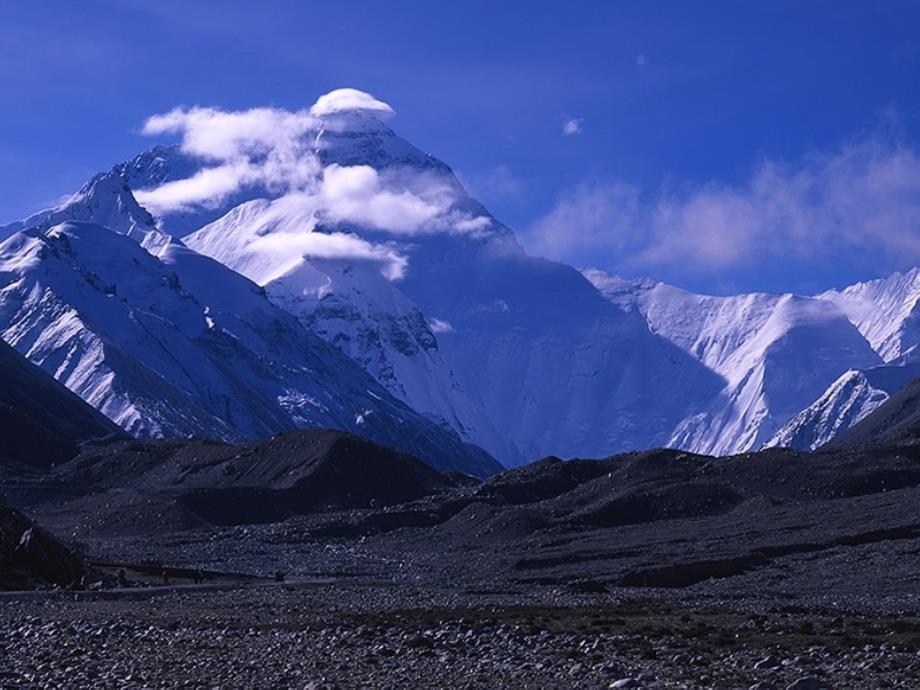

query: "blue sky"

left=2, top=1, right=919, bottom=294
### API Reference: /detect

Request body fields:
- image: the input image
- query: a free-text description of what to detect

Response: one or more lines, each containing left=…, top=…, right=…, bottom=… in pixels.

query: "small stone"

left=786, top=678, right=827, bottom=690
left=755, top=655, right=781, bottom=670
left=610, top=680, right=639, bottom=689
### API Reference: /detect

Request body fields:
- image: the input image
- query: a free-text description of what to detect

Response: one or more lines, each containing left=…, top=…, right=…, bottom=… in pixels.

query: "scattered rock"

left=786, top=678, right=827, bottom=690
left=755, top=655, right=781, bottom=670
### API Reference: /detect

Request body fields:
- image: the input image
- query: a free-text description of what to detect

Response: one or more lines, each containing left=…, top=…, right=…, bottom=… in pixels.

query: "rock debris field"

left=2, top=583, right=920, bottom=689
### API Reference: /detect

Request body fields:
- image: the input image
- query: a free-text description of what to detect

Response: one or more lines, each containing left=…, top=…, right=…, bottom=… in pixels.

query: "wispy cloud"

left=135, top=89, right=491, bottom=244
left=526, top=134, right=920, bottom=280
left=460, top=165, right=526, bottom=205
left=320, top=164, right=442, bottom=234
left=251, top=227, right=408, bottom=281
left=428, top=317, right=454, bottom=334
left=136, top=105, right=319, bottom=212
left=562, top=117, right=583, bottom=136
left=528, top=181, right=639, bottom=259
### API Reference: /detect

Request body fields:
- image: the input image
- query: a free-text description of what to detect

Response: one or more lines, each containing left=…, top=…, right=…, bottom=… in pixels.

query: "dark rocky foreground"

left=3, top=424, right=920, bottom=687
left=2, top=582, right=920, bottom=689
left=0, top=501, right=83, bottom=590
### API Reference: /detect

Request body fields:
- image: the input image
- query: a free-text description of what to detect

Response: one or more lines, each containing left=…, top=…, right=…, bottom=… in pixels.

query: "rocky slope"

left=825, top=373, right=920, bottom=448
left=0, top=336, right=119, bottom=468
left=0, top=499, right=84, bottom=589
left=11, top=405, right=920, bottom=600
left=25, top=429, right=465, bottom=532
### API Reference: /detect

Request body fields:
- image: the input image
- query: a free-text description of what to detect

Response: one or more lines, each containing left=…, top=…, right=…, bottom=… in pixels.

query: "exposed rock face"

left=0, top=500, right=83, bottom=589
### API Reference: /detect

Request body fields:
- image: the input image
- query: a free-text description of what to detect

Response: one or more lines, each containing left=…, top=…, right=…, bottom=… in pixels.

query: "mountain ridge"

left=0, top=218, right=500, bottom=477
left=4, top=88, right=920, bottom=463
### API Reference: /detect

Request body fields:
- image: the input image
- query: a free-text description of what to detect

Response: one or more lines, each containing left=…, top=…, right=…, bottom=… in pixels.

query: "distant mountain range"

left=585, top=268, right=920, bottom=454
left=2, top=88, right=920, bottom=470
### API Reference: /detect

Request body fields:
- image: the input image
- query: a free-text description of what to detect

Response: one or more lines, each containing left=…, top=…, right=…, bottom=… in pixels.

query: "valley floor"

left=2, top=581, right=919, bottom=689
left=5, top=438, right=920, bottom=687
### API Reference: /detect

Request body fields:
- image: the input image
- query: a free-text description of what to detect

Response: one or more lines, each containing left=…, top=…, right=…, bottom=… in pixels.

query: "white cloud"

left=252, top=230, right=408, bottom=281
left=191, top=192, right=409, bottom=284
left=526, top=136, right=920, bottom=278
left=562, top=118, right=583, bottom=136
left=428, top=318, right=454, bottom=334
left=528, top=181, right=640, bottom=259
left=319, top=164, right=442, bottom=233
left=135, top=161, right=260, bottom=212
left=453, top=215, right=492, bottom=233
left=310, top=88, right=395, bottom=119
left=136, top=93, right=490, bottom=240
left=142, top=106, right=315, bottom=161
left=136, top=105, right=320, bottom=214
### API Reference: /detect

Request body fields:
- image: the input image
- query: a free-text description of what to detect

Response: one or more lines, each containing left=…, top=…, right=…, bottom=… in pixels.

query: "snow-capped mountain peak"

left=819, top=268, right=920, bottom=362
left=5, top=88, right=920, bottom=467
left=765, top=369, right=889, bottom=451
left=0, top=219, right=501, bottom=476
left=1, top=169, right=171, bottom=253
left=584, top=268, right=882, bottom=454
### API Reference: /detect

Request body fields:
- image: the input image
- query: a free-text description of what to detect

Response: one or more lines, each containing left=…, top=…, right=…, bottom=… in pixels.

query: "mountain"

left=182, top=196, right=522, bottom=464
left=0, top=171, right=170, bottom=253
left=819, top=268, right=920, bottom=363
left=762, top=269, right=920, bottom=450
left=764, top=369, right=888, bottom=450
left=156, top=92, right=725, bottom=464
left=0, top=335, right=120, bottom=468
left=584, top=270, right=882, bottom=454
left=6, top=87, right=919, bottom=465
left=26, top=429, right=461, bottom=532
left=0, top=220, right=500, bottom=477
left=825, top=373, right=920, bottom=448
left=765, top=362, right=920, bottom=450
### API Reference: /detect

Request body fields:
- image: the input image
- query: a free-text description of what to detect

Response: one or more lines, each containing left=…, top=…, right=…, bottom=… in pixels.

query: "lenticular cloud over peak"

left=139, top=87, right=395, bottom=172
left=310, top=88, right=396, bottom=119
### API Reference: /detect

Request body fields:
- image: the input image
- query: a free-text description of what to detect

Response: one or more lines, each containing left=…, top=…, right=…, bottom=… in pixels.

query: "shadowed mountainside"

left=0, top=499, right=84, bottom=589
left=826, top=375, right=920, bottom=448
left=0, top=337, right=120, bottom=469
left=5, top=420, right=918, bottom=598
left=11, top=430, right=462, bottom=533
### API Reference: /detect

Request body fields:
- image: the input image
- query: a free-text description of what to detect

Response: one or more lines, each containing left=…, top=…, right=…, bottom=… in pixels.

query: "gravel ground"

left=2, top=582, right=920, bottom=689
